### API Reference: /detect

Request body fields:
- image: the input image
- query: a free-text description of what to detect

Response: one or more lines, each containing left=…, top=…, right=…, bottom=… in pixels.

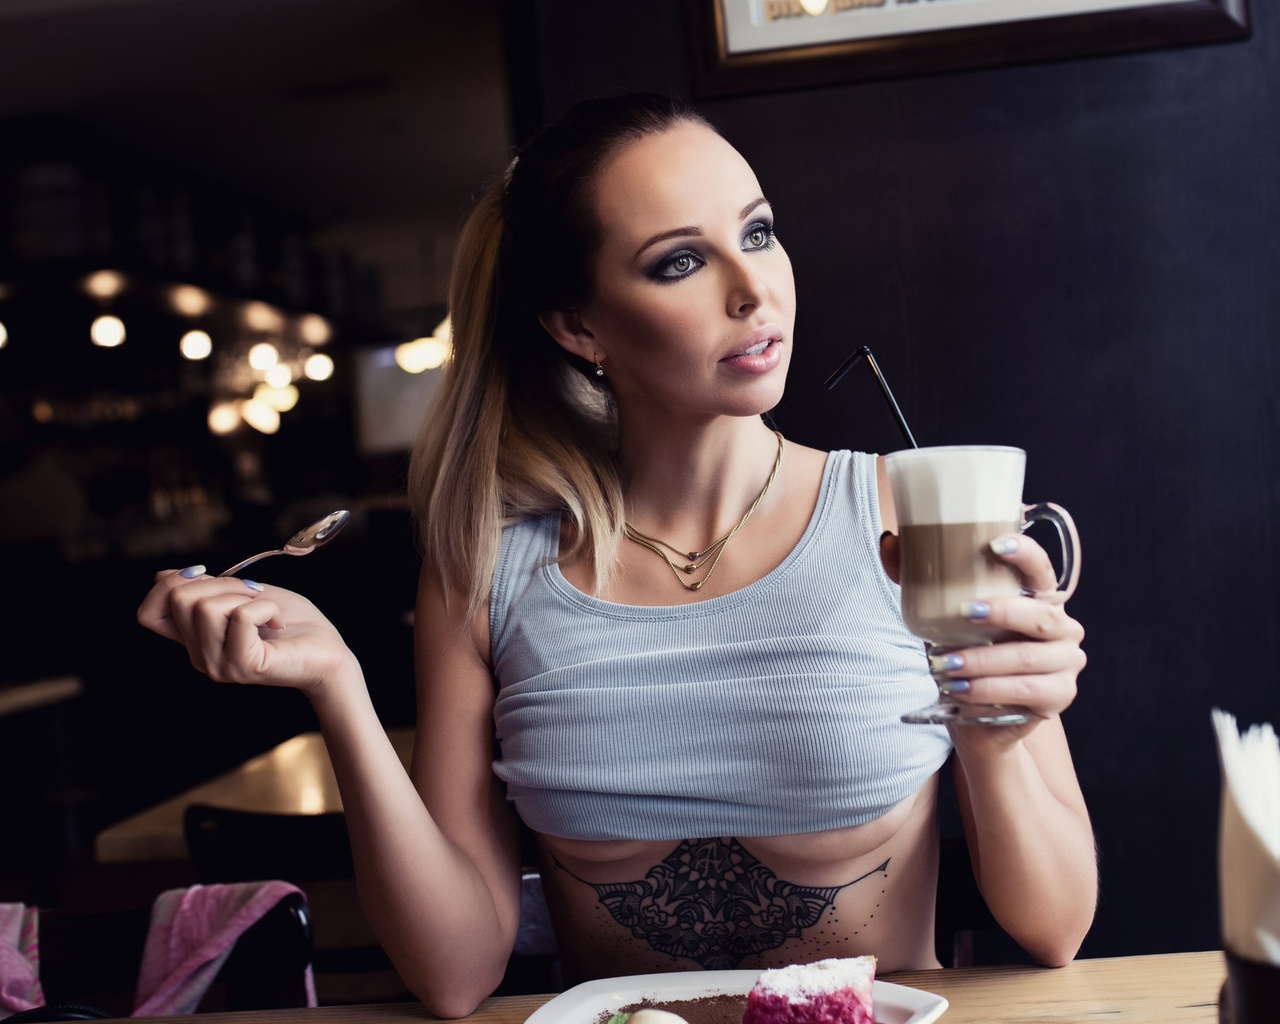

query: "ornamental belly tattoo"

left=555, top=837, right=889, bottom=969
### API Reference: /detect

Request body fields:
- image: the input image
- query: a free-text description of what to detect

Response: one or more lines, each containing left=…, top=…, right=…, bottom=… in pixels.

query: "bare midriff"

left=531, top=772, right=944, bottom=985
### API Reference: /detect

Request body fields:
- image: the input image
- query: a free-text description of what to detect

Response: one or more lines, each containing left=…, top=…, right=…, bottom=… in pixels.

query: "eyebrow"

left=632, top=196, right=771, bottom=260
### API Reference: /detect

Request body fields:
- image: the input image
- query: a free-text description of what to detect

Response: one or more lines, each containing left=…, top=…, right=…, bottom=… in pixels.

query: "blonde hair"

left=408, top=94, right=712, bottom=615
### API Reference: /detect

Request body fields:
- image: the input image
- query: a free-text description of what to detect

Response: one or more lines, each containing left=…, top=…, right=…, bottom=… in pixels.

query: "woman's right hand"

left=137, top=567, right=357, bottom=696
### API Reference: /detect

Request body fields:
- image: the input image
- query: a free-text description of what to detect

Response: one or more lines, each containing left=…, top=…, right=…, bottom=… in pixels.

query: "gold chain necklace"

left=623, top=430, right=785, bottom=592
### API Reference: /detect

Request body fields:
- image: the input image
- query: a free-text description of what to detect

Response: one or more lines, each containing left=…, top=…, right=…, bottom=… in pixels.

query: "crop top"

left=488, top=449, right=952, bottom=841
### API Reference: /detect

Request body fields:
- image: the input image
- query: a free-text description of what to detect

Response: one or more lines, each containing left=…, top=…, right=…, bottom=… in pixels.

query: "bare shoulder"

left=779, top=440, right=828, bottom=492
left=780, top=442, right=894, bottom=531
left=774, top=441, right=829, bottom=527
left=783, top=439, right=829, bottom=474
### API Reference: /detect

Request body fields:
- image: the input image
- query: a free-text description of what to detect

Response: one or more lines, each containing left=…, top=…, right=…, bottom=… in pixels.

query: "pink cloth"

left=0, top=903, right=44, bottom=1020
left=132, top=882, right=316, bottom=1016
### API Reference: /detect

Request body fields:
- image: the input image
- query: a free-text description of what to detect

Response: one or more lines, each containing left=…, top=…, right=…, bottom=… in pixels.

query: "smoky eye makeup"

left=642, top=208, right=778, bottom=282
left=743, top=219, right=777, bottom=250
left=647, top=247, right=704, bottom=282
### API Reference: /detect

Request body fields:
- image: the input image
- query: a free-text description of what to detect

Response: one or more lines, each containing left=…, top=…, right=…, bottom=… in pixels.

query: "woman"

left=139, top=94, right=1094, bottom=1018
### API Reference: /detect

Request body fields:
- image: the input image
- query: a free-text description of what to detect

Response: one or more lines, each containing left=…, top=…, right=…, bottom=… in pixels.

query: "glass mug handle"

left=1020, top=502, right=1081, bottom=601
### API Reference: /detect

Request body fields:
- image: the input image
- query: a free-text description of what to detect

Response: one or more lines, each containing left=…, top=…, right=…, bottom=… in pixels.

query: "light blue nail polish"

left=961, top=600, right=991, bottom=620
left=930, top=652, right=966, bottom=673
left=243, top=579, right=264, bottom=592
left=179, top=565, right=205, bottom=579
left=990, top=536, right=1019, bottom=555
left=940, top=679, right=971, bottom=694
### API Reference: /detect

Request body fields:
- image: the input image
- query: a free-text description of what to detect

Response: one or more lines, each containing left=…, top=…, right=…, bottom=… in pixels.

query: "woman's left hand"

left=932, top=533, right=1086, bottom=744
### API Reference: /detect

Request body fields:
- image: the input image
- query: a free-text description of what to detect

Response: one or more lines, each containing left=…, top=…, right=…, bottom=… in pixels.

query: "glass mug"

left=884, top=445, right=1081, bottom=726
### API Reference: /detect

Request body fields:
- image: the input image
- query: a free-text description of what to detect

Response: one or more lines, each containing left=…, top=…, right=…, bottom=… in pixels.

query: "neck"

left=617, top=415, right=783, bottom=545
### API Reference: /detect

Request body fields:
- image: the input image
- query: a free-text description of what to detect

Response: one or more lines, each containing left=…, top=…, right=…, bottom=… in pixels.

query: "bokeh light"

left=239, top=398, right=280, bottom=434
left=433, top=314, right=452, bottom=345
left=255, top=382, right=299, bottom=412
left=248, top=341, right=279, bottom=370
left=304, top=352, right=334, bottom=381
left=84, top=270, right=126, bottom=299
left=395, top=336, right=450, bottom=373
left=180, top=329, right=213, bottom=360
left=243, top=301, right=283, bottom=332
left=170, top=284, right=212, bottom=317
left=208, top=402, right=240, bottom=435
left=265, top=362, right=293, bottom=388
left=91, top=315, right=126, bottom=347
left=298, top=314, right=332, bottom=345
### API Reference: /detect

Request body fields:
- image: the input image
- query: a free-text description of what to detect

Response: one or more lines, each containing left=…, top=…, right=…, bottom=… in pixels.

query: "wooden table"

left=90, top=950, right=1226, bottom=1022
left=94, top=728, right=414, bottom=863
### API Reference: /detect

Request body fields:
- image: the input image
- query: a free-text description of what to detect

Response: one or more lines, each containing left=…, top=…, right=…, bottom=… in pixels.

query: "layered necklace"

left=623, top=430, right=785, bottom=592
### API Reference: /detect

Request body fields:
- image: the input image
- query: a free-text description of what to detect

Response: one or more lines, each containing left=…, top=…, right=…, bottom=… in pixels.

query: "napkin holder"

left=1214, top=710, right=1280, bottom=1024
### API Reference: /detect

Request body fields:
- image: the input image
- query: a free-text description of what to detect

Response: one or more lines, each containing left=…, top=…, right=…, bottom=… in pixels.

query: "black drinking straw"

left=823, top=346, right=919, bottom=450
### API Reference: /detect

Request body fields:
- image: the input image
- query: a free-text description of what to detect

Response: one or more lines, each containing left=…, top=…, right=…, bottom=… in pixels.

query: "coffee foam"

left=886, top=446, right=1025, bottom=526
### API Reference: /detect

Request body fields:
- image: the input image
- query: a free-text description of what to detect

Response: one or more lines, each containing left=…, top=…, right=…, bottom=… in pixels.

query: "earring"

left=594, top=357, right=605, bottom=378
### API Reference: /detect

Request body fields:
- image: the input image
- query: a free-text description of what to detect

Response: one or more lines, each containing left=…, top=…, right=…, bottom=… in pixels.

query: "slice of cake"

left=741, top=956, right=877, bottom=1024
left=602, top=994, right=743, bottom=1024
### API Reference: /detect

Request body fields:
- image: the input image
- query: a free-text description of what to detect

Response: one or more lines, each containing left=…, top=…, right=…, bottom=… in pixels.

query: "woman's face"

left=570, top=121, right=796, bottom=425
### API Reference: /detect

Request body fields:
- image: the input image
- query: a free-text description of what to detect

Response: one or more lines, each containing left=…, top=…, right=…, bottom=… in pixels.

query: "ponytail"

left=409, top=93, right=710, bottom=614
left=407, top=175, right=625, bottom=615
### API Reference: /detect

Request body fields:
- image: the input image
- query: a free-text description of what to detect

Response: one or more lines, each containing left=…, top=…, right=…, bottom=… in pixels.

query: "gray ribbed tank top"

left=489, top=449, right=952, bottom=841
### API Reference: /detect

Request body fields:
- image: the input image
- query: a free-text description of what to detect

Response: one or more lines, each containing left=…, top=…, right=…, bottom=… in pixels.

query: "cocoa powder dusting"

left=593, top=993, right=747, bottom=1024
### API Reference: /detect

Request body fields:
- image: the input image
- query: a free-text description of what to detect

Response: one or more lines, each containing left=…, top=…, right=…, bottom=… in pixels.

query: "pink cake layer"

left=741, top=988, right=873, bottom=1024
left=741, top=956, right=876, bottom=1024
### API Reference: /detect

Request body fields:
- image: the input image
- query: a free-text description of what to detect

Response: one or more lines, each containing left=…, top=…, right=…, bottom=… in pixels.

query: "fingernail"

left=243, top=579, right=264, bottom=592
left=961, top=600, right=991, bottom=620
left=179, top=565, right=206, bottom=579
left=940, top=679, right=971, bottom=694
left=990, top=536, right=1019, bottom=555
left=930, top=652, right=966, bottom=674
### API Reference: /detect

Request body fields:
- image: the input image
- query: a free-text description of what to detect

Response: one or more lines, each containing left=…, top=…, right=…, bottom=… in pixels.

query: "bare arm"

left=137, top=566, right=521, bottom=1017
left=950, top=708, right=1096, bottom=965
left=311, top=563, right=521, bottom=1015
left=875, top=458, right=1097, bottom=965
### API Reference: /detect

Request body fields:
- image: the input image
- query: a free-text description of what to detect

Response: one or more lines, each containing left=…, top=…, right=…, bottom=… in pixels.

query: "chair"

left=183, top=805, right=562, bottom=1000
left=184, top=806, right=355, bottom=883
left=183, top=805, right=406, bottom=1004
left=6, top=891, right=311, bottom=1022
left=934, top=837, right=1002, bottom=968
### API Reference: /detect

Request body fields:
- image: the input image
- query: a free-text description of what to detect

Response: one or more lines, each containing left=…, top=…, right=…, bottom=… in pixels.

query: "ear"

left=539, top=309, right=602, bottom=364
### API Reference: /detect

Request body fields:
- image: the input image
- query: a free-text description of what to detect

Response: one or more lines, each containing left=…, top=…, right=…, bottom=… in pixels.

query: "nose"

left=724, top=255, right=767, bottom=318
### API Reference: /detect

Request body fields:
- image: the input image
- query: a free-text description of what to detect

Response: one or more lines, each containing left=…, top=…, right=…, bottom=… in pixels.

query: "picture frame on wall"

left=685, top=0, right=1251, bottom=97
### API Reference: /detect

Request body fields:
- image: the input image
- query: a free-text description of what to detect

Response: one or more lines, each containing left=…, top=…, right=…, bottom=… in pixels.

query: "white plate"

left=524, top=969, right=948, bottom=1024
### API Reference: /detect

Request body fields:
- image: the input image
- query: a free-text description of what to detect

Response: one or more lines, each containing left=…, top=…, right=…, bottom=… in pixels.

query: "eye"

left=651, top=249, right=704, bottom=281
left=744, top=222, right=775, bottom=251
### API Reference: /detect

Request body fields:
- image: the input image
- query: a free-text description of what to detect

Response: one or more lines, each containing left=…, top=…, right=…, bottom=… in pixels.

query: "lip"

left=721, top=324, right=783, bottom=361
left=719, top=325, right=784, bottom=375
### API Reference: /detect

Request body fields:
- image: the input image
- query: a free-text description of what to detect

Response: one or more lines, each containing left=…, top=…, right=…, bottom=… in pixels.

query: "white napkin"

left=1213, top=709, right=1280, bottom=964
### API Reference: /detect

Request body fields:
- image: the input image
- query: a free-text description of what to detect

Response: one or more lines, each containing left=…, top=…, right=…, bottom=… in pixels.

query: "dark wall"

left=514, top=2, right=1280, bottom=959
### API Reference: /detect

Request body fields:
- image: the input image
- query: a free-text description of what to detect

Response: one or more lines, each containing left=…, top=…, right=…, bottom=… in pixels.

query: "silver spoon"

left=217, top=510, right=352, bottom=578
